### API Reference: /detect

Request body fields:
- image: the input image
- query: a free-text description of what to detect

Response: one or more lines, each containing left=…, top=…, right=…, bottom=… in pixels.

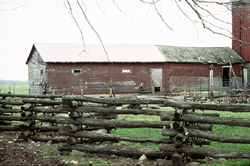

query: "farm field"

left=0, top=84, right=250, bottom=165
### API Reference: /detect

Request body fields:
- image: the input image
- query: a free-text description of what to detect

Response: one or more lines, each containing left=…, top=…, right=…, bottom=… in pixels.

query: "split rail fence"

left=0, top=93, right=250, bottom=165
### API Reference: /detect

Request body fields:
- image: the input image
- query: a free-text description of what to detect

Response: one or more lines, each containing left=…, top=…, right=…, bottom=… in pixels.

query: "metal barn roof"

left=158, top=45, right=244, bottom=64
left=26, top=43, right=166, bottom=63
left=26, top=43, right=244, bottom=64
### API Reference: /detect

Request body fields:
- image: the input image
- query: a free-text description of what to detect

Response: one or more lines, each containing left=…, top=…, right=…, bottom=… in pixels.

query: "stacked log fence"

left=0, top=93, right=250, bottom=165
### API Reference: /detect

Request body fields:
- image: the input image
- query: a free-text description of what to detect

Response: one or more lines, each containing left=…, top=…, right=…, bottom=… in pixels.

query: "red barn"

left=26, top=43, right=244, bottom=95
left=232, top=0, right=250, bottom=88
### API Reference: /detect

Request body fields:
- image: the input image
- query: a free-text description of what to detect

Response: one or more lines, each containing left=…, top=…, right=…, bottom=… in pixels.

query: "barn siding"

left=167, top=63, right=242, bottom=92
left=232, top=1, right=250, bottom=88
left=28, top=50, right=46, bottom=94
left=46, top=63, right=168, bottom=95
left=44, top=62, right=243, bottom=95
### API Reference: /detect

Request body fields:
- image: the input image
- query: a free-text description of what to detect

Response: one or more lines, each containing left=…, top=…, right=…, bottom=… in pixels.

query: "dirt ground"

left=0, top=131, right=158, bottom=166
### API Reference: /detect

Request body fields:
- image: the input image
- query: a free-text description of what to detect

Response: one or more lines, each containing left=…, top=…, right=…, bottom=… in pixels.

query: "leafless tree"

left=65, top=1, right=250, bottom=53
left=0, top=0, right=27, bottom=11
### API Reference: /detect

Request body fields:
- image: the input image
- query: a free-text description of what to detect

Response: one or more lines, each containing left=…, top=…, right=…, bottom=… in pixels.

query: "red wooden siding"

left=232, top=2, right=250, bottom=62
left=45, top=63, right=242, bottom=94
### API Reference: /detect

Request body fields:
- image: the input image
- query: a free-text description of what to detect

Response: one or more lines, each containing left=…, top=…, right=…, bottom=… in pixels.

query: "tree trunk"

left=164, top=99, right=250, bottom=112
left=0, top=93, right=62, bottom=99
left=161, top=112, right=250, bottom=127
left=58, top=143, right=170, bottom=158
left=74, top=107, right=164, bottom=116
left=29, top=136, right=67, bottom=143
left=59, top=131, right=173, bottom=144
left=162, top=129, right=250, bottom=144
left=62, top=96, right=165, bottom=105
left=0, top=125, right=59, bottom=131
left=22, top=99, right=61, bottom=105
left=57, top=117, right=171, bottom=129
left=160, top=144, right=250, bottom=159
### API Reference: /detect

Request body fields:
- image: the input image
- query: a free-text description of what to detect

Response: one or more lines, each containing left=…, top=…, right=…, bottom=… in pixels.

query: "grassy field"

left=0, top=84, right=250, bottom=165
left=0, top=84, right=29, bottom=94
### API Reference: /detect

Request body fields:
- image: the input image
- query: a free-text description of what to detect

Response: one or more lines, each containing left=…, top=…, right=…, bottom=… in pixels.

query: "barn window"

left=122, top=69, right=131, bottom=73
left=72, top=69, right=82, bottom=74
left=222, top=66, right=230, bottom=87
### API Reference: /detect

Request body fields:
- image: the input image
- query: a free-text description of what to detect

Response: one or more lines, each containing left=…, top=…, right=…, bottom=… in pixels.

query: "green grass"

left=0, top=84, right=29, bottom=94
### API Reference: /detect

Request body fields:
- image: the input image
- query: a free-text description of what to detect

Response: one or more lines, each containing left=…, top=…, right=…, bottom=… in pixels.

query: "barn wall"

left=45, top=62, right=243, bottom=95
left=28, top=50, right=46, bottom=95
left=46, top=63, right=168, bottom=95
left=167, top=63, right=243, bottom=92
left=232, top=2, right=250, bottom=62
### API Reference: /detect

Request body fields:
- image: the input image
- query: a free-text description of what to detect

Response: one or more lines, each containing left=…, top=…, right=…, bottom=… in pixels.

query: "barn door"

left=150, top=68, right=162, bottom=93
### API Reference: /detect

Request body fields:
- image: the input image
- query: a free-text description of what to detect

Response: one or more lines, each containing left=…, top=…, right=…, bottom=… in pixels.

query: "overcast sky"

left=0, top=0, right=232, bottom=81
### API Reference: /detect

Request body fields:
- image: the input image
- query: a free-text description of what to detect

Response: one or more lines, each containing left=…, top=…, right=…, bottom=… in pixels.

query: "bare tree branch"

left=76, top=0, right=109, bottom=59
left=64, top=0, right=86, bottom=53
left=152, top=0, right=173, bottom=31
left=111, top=0, right=133, bottom=19
left=0, top=0, right=27, bottom=11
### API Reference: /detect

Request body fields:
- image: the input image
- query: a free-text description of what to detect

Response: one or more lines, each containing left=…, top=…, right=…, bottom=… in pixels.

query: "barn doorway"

left=222, top=67, right=230, bottom=87
left=150, top=68, right=162, bottom=93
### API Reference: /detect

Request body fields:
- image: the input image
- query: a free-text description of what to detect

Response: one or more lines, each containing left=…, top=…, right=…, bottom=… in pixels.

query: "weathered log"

left=160, top=144, right=250, bottom=159
left=172, top=152, right=184, bottom=166
left=75, top=107, right=164, bottom=116
left=21, top=111, right=33, bottom=118
left=0, top=108, right=23, bottom=113
left=58, top=143, right=170, bottom=158
left=62, top=96, right=165, bottom=105
left=59, top=125, right=79, bottom=133
left=0, top=125, right=59, bottom=131
left=57, top=117, right=171, bottom=129
left=161, top=112, right=250, bottom=127
left=162, top=129, right=250, bottom=144
left=0, top=115, right=61, bottom=123
left=30, top=107, right=67, bottom=114
left=59, top=131, right=173, bottom=144
left=0, top=100, right=24, bottom=105
left=29, top=136, right=67, bottom=143
left=164, top=99, right=250, bottom=112
left=0, top=93, right=62, bottom=99
left=22, top=99, right=61, bottom=105
left=21, top=104, right=32, bottom=111
left=19, top=120, right=35, bottom=128
left=189, top=123, right=212, bottom=131
left=66, top=137, right=78, bottom=145
left=19, top=131, right=32, bottom=140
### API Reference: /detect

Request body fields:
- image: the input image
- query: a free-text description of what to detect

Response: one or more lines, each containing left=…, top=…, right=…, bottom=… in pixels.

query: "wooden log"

left=29, top=136, right=67, bottom=143
left=189, top=123, right=212, bottom=131
left=57, top=117, right=171, bottom=129
left=59, top=131, right=173, bottom=144
left=0, top=93, right=62, bottom=99
left=164, top=99, right=250, bottom=112
left=162, top=129, right=250, bottom=144
left=30, top=107, right=67, bottom=114
left=0, top=115, right=61, bottom=123
left=0, top=125, right=59, bottom=131
left=0, top=100, right=24, bottom=105
left=160, top=144, right=250, bottom=159
left=58, top=143, right=170, bottom=158
left=0, top=108, right=23, bottom=113
left=59, top=125, right=79, bottom=133
left=172, top=152, right=184, bottom=166
left=62, top=96, right=165, bottom=105
left=161, top=112, right=250, bottom=127
left=22, top=99, right=61, bottom=105
left=21, top=104, right=32, bottom=111
left=19, top=131, right=32, bottom=140
left=21, top=111, right=33, bottom=118
left=66, top=137, right=78, bottom=145
left=75, top=107, right=164, bottom=116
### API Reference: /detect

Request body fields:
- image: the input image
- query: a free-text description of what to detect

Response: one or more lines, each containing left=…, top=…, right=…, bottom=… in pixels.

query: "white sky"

left=0, top=0, right=232, bottom=81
